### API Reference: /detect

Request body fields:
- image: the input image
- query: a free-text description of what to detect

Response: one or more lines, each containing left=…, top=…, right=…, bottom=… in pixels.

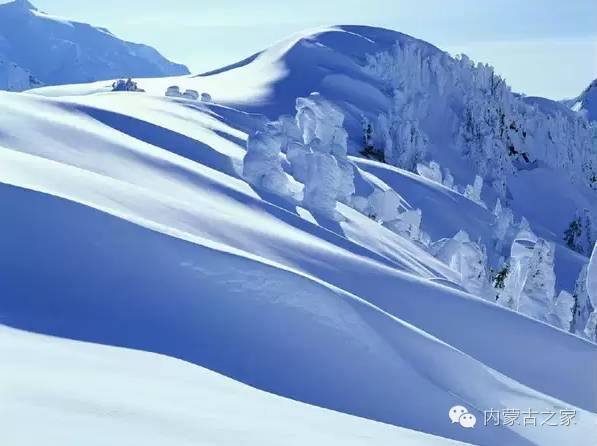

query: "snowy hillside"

left=2, top=24, right=597, bottom=446
left=563, top=79, right=597, bottom=122
left=0, top=54, right=42, bottom=90
left=0, top=0, right=188, bottom=91
left=1, top=326, right=473, bottom=446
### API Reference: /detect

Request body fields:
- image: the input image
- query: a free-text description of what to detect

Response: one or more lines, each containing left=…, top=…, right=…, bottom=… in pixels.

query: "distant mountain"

left=0, top=0, right=188, bottom=91
left=0, top=54, right=42, bottom=90
left=562, top=79, right=597, bottom=122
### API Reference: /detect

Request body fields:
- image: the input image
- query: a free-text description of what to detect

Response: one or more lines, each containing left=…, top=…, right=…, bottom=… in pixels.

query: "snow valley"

left=0, top=2, right=596, bottom=446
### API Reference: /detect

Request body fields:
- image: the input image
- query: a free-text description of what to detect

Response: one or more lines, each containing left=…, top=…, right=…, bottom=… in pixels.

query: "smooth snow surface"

left=0, top=326, right=471, bottom=446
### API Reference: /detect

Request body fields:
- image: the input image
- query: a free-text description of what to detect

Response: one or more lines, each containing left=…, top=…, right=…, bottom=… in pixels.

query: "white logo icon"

left=449, top=405, right=477, bottom=428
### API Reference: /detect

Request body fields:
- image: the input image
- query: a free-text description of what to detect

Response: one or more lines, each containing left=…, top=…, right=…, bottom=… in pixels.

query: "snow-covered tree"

left=278, top=115, right=310, bottom=183
left=548, top=290, right=575, bottom=331
left=517, top=238, right=557, bottom=321
left=431, top=230, right=492, bottom=298
left=390, top=119, right=428, bottom=171
left=442, top=167, right=455, bottom=190
left=491, top=198, right=515, bottom=251
left=582, top=242, right=597, bottom=342
left=182, top=89, right=199, bottom=100
left=463, top=175, right=486, bottom=208
left=416, top=161, right=442, bottom=183
left=456, top=66, right=524, bottom=198
left=364, top=43, right=431, bottom=171
left=361, top=116, right=384, bottom=162
left=242, top=123, right=290, bottom=196
left=492, top=263, right=509, bottom=294
left=364, top=40, right=597, bottom=196
left=294, top=93, right=355, bottom=218
left=571, top=265, right=594, bottom=336
left=496, top=222, right=538, bottom=310
left=165, top=85, right=182, bottom=97
left=585, top=313, right=597, bottom=342
left=112, top=78, right=140, bottom=92
left=365, top=188, right=402, bottom=222
left=564, top=209, right=596, bottom=255
left=302, top=148, right=343, bottom=217
left=387, top=208, right=425, bottom=243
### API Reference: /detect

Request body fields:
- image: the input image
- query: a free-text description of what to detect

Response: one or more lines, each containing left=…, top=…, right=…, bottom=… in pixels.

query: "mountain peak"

left=565, top=78, right=597, bottom=122
left=0, top=0, right=37, bottom=10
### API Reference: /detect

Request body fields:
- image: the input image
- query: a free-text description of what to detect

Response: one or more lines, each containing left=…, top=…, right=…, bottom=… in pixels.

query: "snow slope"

left=1, top=89, right=596, bottom=446
left=0, top=325, right=473, bottom=446
left=3, top=24, right=597, bottom=446
left=32, top=26, right=596, bottom=269
left=0, top=54, right=42, bottom=90
left=562, top=79, right=597, bottom=122
left=0, top=0, right=188, bottom=91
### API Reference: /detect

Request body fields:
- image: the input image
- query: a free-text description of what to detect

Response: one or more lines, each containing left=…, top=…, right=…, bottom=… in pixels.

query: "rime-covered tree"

left=517, top=239, right=557, bottom=322
left=242, top=123, right=290, bottom=196
left=363, top=40, right=597, bottom=196
left=294, top=93, right=355, bottom=218
left=564, top=209, right=596, bottom=255
left=464, top=175, right=486, bottom=208
left=431, top=230, right=493, bottom=298
left=548, top=291, right=575, bottom=331
left=571, top=265, right=594, bottom=336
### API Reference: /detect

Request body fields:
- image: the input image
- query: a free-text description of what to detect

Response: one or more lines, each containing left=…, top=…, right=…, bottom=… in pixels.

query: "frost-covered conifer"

left=387, top=208, right=424, bottom=242
left=431, top=230, right=492, bottom=298
left=416, top=161, right=442, bottom=184
left=365, top=189, right=402, bottom=222
left=517, top=239, right=557, bottom=322
left=571, top=265, right=594, bottom=336
left=242, top=123, right=289, bottom=196
left=463, top=175, right=486, bottom=208
left=442, top=167, right=455, bottom=190
left=294, top=93, right=355, bottom=218
left=585, top=313, right=597, bottom=342
left=496, top=222, right=538, bottom=310
left=564, top=209, right=596, bottom=255
left=548, top=291, right=575, bottom=331
left=364, top=40, right=597, bottom=195
left=492, top=198, right=514, bottom=250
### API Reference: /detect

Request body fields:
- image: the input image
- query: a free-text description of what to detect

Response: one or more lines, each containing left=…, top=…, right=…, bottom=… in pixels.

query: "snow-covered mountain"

left=563, top=79, right=597, bottom=122
left=1, top=24, right=596, bottom=446
left=0, top=54, right=42, bottom=90
left=0, top=0, right=188, bottom=91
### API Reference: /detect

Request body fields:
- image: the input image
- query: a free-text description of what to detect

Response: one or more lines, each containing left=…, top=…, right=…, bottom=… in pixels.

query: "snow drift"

left=1, top=326, right=474, bottom=446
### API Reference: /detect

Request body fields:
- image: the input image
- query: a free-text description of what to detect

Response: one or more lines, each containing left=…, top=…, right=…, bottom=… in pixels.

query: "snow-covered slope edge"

left=0, top=325, right=472, bottom=446
left=562, top=79, right=597, bottom=122
left=0, top=0, right=188, bottom=91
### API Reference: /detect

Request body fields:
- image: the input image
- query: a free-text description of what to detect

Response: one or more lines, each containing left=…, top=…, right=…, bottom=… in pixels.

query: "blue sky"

left=34, top=0, right=597, bottom=99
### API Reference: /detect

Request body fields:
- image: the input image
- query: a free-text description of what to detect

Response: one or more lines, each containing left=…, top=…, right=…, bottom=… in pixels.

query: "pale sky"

left=33, top=0, right=597, bottom=99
